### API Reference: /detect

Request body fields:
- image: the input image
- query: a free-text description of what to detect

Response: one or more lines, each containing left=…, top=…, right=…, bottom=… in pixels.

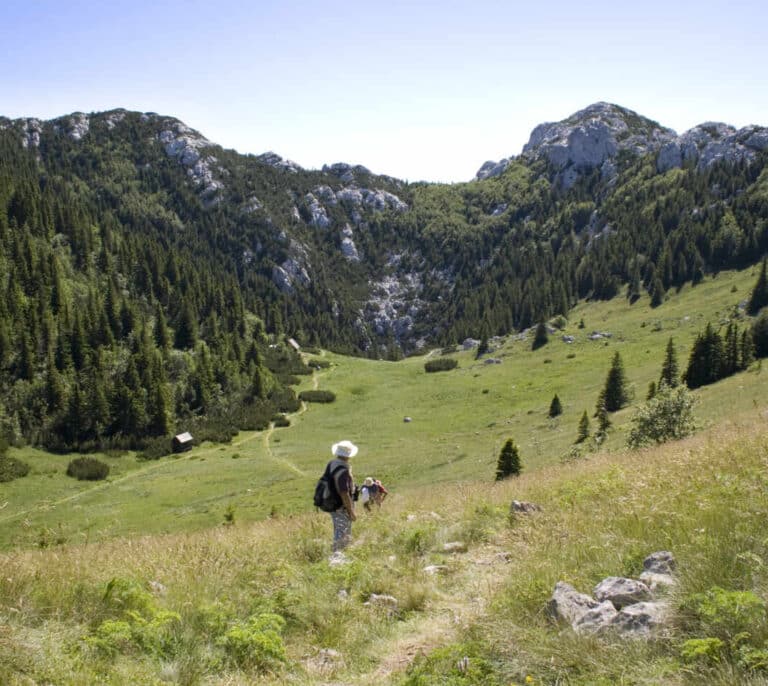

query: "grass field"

left=0, top=266, right=764, bottom=550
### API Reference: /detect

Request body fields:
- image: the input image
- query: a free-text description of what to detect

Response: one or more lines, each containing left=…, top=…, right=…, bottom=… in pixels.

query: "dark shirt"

left=328, top=458, right=353, bottom=499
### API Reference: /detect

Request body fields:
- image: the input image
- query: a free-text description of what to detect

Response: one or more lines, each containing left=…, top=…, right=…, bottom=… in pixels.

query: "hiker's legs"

left=330, top=509, right=352, bottom=551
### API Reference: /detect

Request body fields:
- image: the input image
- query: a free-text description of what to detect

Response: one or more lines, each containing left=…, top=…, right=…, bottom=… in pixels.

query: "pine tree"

left=659, top=337, right=679, bottom=388
left=532, top=321, right=548, bottom=351
left=576, top=411, right=590, bottom=443
left=683, top=323, right=724, bottom=389
left=601, top=352, right=629, bottom=412
left=495, top=438, right=522, bottom=480
left=747, top=257, right=768, bottom=315
left=646, top=380, right=657, bottom=400
left=548, top=394, right=563, bottom=418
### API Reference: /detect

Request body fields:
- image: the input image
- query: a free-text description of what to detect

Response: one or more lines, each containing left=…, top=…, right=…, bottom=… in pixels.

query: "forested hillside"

left=1, top=103, right=767, bottom=451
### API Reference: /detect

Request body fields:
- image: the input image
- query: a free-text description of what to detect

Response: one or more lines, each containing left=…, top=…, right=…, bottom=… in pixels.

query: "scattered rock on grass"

left=442, top=541, right=468, bottom=554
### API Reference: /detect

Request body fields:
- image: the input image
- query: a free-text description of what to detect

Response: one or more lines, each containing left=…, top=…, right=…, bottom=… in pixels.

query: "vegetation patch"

left=425, top=358, right=458, bottom=373
left=0, top=456, right=30, bottom=482
left=65, top=456, right=110, bottom=481
left=298, top=390, right=336, bottom=403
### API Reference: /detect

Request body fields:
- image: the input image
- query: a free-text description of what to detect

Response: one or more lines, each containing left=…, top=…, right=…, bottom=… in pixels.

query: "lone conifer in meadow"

left=747, top=257, right=768, bottom=315
left=576, top=411, right=590, bottom=443
left=532, top=321, right=548, bottom=350
left=495, top=438, right=522, bottom=480
left=659, top=337, right=679, bottom=388
left=601, top=351, right=629, bottom=412
left=548, top=394, right=563, bottom=417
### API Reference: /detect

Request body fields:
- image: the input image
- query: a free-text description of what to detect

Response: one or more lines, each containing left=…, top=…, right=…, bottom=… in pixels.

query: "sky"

left=2, top=0, right=767, bottom=183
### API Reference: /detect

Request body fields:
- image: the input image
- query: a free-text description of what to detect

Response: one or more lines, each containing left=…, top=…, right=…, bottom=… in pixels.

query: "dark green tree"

left=576, top=410, right=590, bottom=443
left=684, top=323, right=724, bottom=389
left=548, top=394, right=563, bottom=418
left=495, top=438, right=522, bottom=480
left=752, top=310, right=768, bottom=359
left=601, top=352, right=630, bottom=412
left=659, top=337, right=679, bottom=388
left=747, top=258, right=768, bottom=315
left=531, top=321, right=549, bottom=351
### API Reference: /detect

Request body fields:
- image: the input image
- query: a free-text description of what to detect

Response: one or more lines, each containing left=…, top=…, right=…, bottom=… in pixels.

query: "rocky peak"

left=322, top=162, right=371, bottom=184
left=521, top=102, right=676, bottom=187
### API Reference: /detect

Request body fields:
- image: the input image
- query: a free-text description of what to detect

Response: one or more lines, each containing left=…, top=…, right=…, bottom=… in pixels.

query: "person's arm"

left=340, top=490, right=356, bottom=520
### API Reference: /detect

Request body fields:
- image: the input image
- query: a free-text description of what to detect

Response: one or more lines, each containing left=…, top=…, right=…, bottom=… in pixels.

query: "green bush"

left=66, top=456, right=110, bottom=481
left=626, top=383, right=697, bottom=448
left=298, top=390, right=336, bottom=403
left=0, top=456, right=30, bottom=482
left=272, top=415, right=291, bottom=427
left=424, top=358, right=458, bottom=373
left=217, top=613, right=287, bottom=671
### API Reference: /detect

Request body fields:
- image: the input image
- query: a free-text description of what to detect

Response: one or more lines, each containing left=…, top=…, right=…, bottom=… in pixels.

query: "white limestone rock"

left=547, top=582, right=600, bottom=625
left=304, top=193, right=331, bottom=228
left=573, top=600, right=619, bottom=634
left=256, top=151, right=303, bottom=173
left=475, top=158, right=513, bottom=180
left=610, top=601, right=670, bottom=636
left=593, top=577, right=652, bottom=609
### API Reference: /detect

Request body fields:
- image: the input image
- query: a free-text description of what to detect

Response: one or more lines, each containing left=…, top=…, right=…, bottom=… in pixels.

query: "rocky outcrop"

left=303, top=193, right=331, bottom=228
left=476, top=158, right=513, bottom=180
left=157, top=121, right=224, bottom=204
left=548, top=551, right=676, bottom=637
left=657, top=122, right=768, bottom=172
left=521, top=102, right=676, bottom=188
left=271, top=241, right=311, bottom=294
left=365, top=270, right=423, bottom=342
left=340, top=224, right=360, bottom=262
left=322, top=162, right=371, bottom=184
left=256, top=151, right=303, bottom=173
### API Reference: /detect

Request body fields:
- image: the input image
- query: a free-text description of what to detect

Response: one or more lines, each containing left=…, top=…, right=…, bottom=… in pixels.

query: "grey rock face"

left=322, top=162, right=371, bottom=183
left=256, top=151, right=302, bottom=173
left=475, top=158, right=512, bottom=180
left=365, top=270, right=423, bottom=341
left=639, top=571, right=677, bottom=592
left=340, top=224, right=360, bottom=262
left=158, top=123, right=224, bottom=201
left=304, top=193, right=331, bottom=228
left=272, top=241, right=311, bottom=294
left=21, top=118, right=43, bottom=149
left=594, top=577, right=652, bottom=609
left=547, top=582, right=600, bottom=625
left=522, top=102, right=677, bottom=188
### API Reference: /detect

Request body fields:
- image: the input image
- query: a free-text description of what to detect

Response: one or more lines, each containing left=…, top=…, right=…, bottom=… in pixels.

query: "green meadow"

left=1, top=266, right=764, bottom=551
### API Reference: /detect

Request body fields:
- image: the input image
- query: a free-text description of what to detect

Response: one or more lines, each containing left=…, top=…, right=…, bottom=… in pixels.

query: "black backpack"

left=313, top=460, right=347, bottom=512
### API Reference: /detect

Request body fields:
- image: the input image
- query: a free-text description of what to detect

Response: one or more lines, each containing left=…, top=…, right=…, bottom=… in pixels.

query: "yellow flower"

left=525, top=677, right=534, bottom=684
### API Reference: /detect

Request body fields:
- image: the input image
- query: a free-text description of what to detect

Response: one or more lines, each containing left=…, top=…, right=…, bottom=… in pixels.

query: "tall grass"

left=2, top=412, right=767, bottom=684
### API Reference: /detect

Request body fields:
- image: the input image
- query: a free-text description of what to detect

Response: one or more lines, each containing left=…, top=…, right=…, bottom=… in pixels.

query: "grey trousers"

left=330, top=509, right=352, bottom=551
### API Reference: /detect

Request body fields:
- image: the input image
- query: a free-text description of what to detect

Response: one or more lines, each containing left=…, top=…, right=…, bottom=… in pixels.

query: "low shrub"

left=307, top=358, right=331, bottom=369
left=66, top=456, right=109, bottom=481
left=424, top=358, right=458, bottom=373
left=0, top=456, right=30, bottom=482
left=217, top=613, right=287, bottom=672
left=298, top=390, right=336, bottom=403
left=139, top=435, right=173, bottom=461
left=272, top=415, right=291, bottom=427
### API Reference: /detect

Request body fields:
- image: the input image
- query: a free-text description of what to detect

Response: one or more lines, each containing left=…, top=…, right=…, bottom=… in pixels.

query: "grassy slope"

left=1, top=267, right=764, bottom=550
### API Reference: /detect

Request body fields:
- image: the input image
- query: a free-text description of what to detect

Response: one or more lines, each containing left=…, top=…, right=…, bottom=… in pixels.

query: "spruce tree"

left=495, top=438, right=522, bottom=480
left=601, top=352, right=629, bottom=412
left=548, top=394, right=563, bottom=418
left=576, top=411, right=590, bottom=443
left=747, top=257, right=768, bottom=315
left=684, top=324, right=724, bottom=388
left=659, top=337, right=679, bottom=388
left=532, top=321, right=548, bottom=351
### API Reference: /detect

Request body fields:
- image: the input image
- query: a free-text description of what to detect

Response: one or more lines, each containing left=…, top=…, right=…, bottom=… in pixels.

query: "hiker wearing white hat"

left=326, top=440, right=358, bottom=551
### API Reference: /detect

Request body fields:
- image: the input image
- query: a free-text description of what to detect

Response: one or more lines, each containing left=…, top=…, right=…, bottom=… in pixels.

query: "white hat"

left=331, top=440, right=358, bottom=458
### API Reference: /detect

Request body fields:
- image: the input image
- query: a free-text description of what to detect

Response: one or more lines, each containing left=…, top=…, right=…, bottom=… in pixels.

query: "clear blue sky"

left=2, top=0, right=766, bottom=182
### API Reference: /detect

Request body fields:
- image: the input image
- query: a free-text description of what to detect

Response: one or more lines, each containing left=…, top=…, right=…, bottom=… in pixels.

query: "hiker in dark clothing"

left=327, top=440, right=357, bottom=551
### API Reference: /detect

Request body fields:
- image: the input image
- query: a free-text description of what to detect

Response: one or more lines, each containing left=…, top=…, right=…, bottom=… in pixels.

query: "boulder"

left=510, top=500, right=541, bottom=514
left=442, top=541, right=467, bottom=554
left=643, top=551, right=676, bottom=575
left=573, top=600, right=618, bottom=634
left=594, top=577, right=651, bottom=609
left=639, top=571, right=677, bottom=593
left=610, top=601, right=670, bottom=636
left=547, top=582, right=600, bottom=625
left=365, top=593, right=398, bottom=609
left=423, top=565, right=449, bottom=575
